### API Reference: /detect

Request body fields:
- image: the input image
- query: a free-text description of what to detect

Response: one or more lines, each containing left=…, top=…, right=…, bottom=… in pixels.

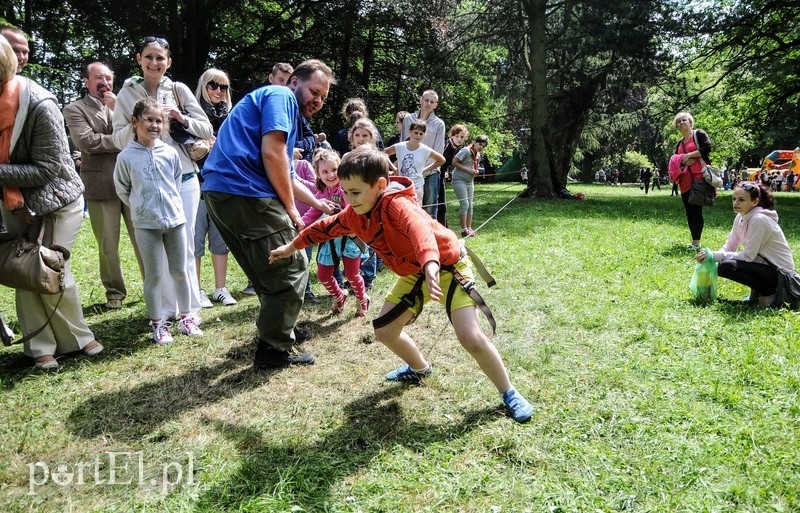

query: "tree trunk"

left=361, top=28, right=374, bottom=89
left=522, top=0, right=553, bottom=198
left=546, top=74, right=605, bottom=191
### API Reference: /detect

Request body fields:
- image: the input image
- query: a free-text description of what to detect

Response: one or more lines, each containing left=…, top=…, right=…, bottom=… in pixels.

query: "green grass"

left=2, top=183, right=799, bottom=512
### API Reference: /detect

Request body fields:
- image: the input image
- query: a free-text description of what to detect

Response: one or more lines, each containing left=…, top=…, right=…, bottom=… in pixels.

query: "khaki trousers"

left=1, top=197, right=95, bottom=358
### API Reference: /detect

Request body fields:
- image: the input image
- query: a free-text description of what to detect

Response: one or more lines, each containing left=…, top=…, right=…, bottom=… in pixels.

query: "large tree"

left=459, top=0, right=673, bottom=196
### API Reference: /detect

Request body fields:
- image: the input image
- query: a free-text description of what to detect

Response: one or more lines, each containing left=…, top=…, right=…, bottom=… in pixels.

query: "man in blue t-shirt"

left=201, top=59, right=336, bottom=368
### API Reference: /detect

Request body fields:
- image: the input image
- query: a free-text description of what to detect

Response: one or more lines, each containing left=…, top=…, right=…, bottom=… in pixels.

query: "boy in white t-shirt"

left=385, top=119, right=445, bottom=206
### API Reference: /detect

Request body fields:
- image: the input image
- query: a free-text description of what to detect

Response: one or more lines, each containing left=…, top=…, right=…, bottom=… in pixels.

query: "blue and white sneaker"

left=502, top=388, right=534, bottom=423
left=385, top=364, right=432, bottom=384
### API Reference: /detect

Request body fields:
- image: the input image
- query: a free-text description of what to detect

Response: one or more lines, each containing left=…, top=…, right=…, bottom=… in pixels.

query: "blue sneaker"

left=385, top=364, right=432, bottom=383
left=502, top=388, right=534, bottom=423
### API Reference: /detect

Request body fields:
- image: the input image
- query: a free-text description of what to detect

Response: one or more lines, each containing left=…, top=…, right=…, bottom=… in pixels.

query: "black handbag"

left=687, top=178, right=716, bottom=207
left=761, top=255, right=800, bottom=309
left=170, top=84, right=212, bottom=161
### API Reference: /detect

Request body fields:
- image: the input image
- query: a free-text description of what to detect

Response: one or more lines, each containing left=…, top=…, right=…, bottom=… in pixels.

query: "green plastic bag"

left=690, top=248, right=718, bottom=301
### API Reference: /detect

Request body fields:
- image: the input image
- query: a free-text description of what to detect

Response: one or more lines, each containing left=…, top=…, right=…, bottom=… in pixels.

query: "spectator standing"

left=0, top=24, right=30, bottom=236
left=0, top=35, right=103, bottom=370
left=193, top=68, right=236, bottom=307
left=640, top=167, right=652, bottom=194
left=441, top=124, right=469, bottom=226
left=651, top=166, right=661, bottom=191
left=112, top=36, right=214, bottom=321
left=200, top=59, right=336, bottom=368
left=0, top=25, right=28, bottom=74
left=385, top=119, right=446, bottom=207
left=401, top=90, right=446, bottom=218
left=332, top=98, right=384, bottom=155
left=670, top=111, right=712, bottom=250
left=451, top=135, right=489, bottom=237
left=385, top=110, right=410, bottom=164
left=114, top=98, right=203, bottom=343
left=63, top=61, right=142, bottom=310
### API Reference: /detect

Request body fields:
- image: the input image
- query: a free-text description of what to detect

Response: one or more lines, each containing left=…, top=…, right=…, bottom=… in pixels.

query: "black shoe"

left=294, top=325, right=312, bottom=343
left=254, top=344, right=315, bottom=368
left=342, top=280, right=351, bottom=290
left=364, top=281, right=373, bottom=292
left=304, top=291, right=321, bottom=304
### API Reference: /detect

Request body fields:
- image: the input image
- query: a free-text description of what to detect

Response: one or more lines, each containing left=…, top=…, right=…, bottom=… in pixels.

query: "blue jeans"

left=423, top=171, right=440, bottom=218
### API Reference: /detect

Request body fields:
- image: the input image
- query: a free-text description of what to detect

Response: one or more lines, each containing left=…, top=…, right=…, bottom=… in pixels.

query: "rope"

left=472, top=191, right=523, bottom=235
left=420, top=181, right=524, bottom=210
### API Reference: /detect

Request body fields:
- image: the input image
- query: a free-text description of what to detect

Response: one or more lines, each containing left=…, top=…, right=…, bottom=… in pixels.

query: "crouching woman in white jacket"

left=696, top=182, right=796, bottom=307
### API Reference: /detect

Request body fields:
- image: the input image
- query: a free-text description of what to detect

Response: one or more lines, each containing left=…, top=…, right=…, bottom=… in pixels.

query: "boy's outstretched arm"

left=423, top=261, right=442, bottom=301
left=270, top=242, right=298, bottom=263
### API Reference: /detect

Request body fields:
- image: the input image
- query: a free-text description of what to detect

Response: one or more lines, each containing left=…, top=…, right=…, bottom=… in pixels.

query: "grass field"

left=1, top=183, right=799, bottom=512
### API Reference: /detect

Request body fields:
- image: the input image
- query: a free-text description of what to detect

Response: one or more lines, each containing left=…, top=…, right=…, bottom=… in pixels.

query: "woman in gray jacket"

left=0, top=35, right=102, bottom=370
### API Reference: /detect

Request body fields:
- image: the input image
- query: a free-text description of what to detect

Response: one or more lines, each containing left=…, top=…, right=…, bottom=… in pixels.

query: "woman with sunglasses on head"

left=192, top=68, right=236, bottom=307
left=112, top=36, right=213, bottom=322
left=695, top=182, right=796, bottom=307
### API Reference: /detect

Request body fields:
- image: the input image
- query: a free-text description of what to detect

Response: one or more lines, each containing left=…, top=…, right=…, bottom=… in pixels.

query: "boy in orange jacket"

left=270, top=146, right=534, bottom=423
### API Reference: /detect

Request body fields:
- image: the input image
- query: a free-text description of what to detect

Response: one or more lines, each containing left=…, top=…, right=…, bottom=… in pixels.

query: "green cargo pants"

left=204, top=192, right=308, bottom=351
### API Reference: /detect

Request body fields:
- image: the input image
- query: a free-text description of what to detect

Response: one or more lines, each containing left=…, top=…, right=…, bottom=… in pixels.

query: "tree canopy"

left=2, top=0, right=798, bottom=195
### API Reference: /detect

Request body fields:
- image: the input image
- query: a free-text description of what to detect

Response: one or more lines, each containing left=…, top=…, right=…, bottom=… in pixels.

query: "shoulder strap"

left=692, top=130, right=709, bottom=167
left=172, top=83, right=184, bottom=111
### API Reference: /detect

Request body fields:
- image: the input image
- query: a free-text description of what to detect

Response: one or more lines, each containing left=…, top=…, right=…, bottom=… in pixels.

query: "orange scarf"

left=0, top=76, right=25, bottom=211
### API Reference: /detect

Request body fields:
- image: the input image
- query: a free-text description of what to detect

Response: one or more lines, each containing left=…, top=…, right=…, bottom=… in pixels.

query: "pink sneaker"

left=178, top=315, right=203, bottom=337
left=150, top=320, right=174, bottom=344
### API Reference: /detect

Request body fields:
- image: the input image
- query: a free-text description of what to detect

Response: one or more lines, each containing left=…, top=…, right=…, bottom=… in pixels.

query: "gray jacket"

left=0, top=77, right=83, bottom=215
left=113, top=139, right=185, bottom=230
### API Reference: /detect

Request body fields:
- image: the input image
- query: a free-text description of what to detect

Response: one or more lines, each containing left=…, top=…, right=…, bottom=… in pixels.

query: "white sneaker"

left=150, top=320, right=174, bottom=344
left=212, top=286, right=237, bottom=306
left=179, top=315, right=204, bottom=336
left=198, top=289, right=214, bottom=308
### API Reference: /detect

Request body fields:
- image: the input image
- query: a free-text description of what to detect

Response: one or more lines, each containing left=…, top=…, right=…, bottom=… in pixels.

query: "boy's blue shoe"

left=385, top=364, right=432, bottom=384
left=502, top=388, right=534, bottom=423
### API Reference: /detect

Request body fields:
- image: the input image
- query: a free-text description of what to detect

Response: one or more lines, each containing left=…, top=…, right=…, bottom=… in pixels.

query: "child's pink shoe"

left=332, top=291, right=348, bottom=315
left=356, top=296, right=370, bottom=317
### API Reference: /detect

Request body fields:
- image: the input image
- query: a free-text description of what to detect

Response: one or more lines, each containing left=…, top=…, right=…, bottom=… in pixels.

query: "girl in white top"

left=114, top=98, right=203, bottom=343
left=112, top=36, right=212, bottom=321
left=384, top=118, right=445, bottom=207
left=696, top=182, right=796, bottom=307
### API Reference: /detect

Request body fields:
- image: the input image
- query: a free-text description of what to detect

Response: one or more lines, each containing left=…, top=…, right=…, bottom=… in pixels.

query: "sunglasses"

left=143, top=36, right=169, bottom=49
left=740, top=182, right=759, bottom=193
left=207, top=81, right=229, bottom=92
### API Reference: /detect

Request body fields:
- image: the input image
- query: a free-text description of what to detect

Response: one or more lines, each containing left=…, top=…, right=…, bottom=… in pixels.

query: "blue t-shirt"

left=201, top=85, right=299, bottom=197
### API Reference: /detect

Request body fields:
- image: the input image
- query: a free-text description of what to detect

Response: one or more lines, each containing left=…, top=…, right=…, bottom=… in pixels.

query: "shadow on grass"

left=65, top=342, right=283, bottom=440
left=64, top=298, right=368, bottom=440
left=195, top=386, right=498, bottom=511
left=80, top=298, right=146, bottom=320
left=0, top=299, right=262, bottom=390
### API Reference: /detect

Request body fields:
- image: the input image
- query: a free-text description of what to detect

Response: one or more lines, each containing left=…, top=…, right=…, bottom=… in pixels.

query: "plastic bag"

left=689, top=248, right=718, bottom=301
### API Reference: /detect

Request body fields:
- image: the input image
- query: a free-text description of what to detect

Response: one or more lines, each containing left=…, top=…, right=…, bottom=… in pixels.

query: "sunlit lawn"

left=1, top=182, right=799, bottom=512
